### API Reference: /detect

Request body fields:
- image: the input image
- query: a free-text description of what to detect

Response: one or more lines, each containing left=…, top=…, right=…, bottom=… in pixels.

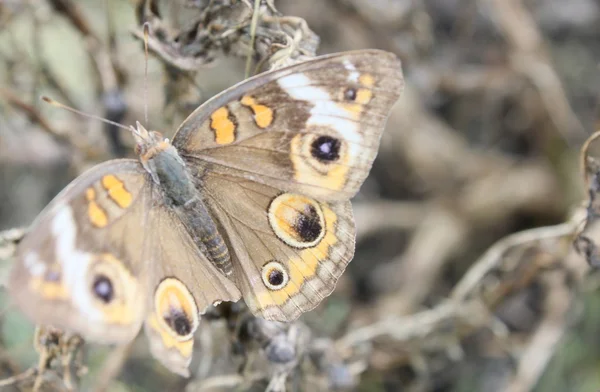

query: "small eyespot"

left=344, top=88, right=357, bottom=101
left=45, top=269, right=61, bottom=282
left=310, top=136, right=341, bottom=162
left=92, top=275, right=114, bottom=303
left=262, top=261, right=289, bottom=290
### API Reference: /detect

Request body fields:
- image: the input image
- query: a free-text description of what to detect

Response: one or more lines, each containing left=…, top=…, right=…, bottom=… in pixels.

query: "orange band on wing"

left=359, top=73, right=375, bottom=87
left=355, top=88, right=373, bottom=104
left=86, top=187, right=108, bottom=228
left=240, top=95, right=274, bottom=129
left=30, top=276, right=68, bottom=299
left=101, top=175, right=133, bottom=209
left=210, top=107, right=236, bottom=145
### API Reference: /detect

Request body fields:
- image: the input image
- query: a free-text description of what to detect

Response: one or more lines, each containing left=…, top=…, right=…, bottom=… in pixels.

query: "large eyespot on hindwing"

left=261, top=261, right=290, bottom=291
left=154, top=278, right=199, bottom=341
left=268, top=193, right=326, bottom=249
left=87, top=254, right=140, bottom=324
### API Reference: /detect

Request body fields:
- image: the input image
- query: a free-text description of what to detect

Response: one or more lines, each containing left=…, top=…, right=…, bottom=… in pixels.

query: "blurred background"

left=1, top=0, right=600, bottom=391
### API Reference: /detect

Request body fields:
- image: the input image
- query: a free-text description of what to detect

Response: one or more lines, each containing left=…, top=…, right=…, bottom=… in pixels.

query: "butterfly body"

left=136, top=127, right=233, bottom=275
left=9, top=50, right=404, bottom=376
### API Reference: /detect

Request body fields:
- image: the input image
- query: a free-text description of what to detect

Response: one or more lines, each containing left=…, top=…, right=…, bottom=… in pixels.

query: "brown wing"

left=9, top=160, right=151, bottom=343
left=200, top=171, right=355, bottom=322
left=8, top=159, right=241, bottom=377
left=142, top=203, right=241, bottom=377
left=173, top=50, right=403, bottom=202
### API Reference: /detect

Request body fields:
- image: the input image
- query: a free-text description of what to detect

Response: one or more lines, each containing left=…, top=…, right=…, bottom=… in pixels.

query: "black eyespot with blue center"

left=92, top=275, right=114, bottom=303
left=310, top=136, right=341, bottom=162
left=344, top=87, right=357, bottom=101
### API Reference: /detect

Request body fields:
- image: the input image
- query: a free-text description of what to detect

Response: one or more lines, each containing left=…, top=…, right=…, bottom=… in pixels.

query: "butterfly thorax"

left=133, top=123, right=233, bottom=276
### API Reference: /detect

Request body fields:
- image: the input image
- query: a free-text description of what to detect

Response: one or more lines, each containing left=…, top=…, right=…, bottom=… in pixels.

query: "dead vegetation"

left=1, top=0, right=600, bottom=391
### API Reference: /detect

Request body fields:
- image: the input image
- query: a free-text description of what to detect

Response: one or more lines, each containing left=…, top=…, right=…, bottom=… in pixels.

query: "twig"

left=486, top=0, right=587, bottom=145
left=91, top=341, right=134, bottom=392
left=244, top=0, right=261, bottom=78
left=0, top=87, right=70, bottom=144
left=506, top=270, right=573, bottom=392
left=195, top=372, right=266, bottom=391
left=336, top=302, right=463, bottom=351
left=451, top=219, right=580, bottom=301
left=0, top=368, right=36, bottom=388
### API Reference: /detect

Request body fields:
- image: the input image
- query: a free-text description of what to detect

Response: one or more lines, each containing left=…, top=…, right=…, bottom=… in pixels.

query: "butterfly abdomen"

left=176, top=197, right=233, bottom=277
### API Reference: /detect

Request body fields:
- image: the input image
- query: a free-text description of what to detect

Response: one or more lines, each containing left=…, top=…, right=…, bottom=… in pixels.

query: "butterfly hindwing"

left=142, top=203, right=241, bottom=376
left=200, top=171, right=355, bottom=322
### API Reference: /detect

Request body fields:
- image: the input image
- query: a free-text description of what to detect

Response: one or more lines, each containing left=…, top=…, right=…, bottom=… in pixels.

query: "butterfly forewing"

left=9, top=160, right=150, bottom=343
left=173, top=49, right=404, bottom=202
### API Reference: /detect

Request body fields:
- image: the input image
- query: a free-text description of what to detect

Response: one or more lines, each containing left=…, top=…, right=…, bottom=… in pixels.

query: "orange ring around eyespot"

left=154, top=278, right=199, bottom=341
left=89, top=254, right=139, bottom=325
left=268, top=193, right=325, bottom=249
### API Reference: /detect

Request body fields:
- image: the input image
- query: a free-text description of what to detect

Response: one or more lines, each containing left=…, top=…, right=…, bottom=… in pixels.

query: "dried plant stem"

left=0, top=368, right=36, bottom=388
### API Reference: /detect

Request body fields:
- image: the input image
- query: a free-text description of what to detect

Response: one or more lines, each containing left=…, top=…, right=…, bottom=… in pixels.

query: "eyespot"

left=88, top=255, right=131, bottom=307
left=344, top=87, right=357, bottom=101
left=268, top=193, right=326, bottom=248
left=92, top=275, right=114, bottom=303
left=166, top=310, right=193, bottom=336
left=154, top=278, right=199, bottom=341
left=261, top=261, right=289, bottom=290
left=289, top=131, right=350, bottom=192
left=85, top=254, right=140, bottom=324
left=310, top=136, right=341, bottom=162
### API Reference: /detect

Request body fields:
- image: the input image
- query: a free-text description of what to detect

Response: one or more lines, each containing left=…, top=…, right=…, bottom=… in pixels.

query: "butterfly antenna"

left=41, top=96, right=132, bottom=133
left=143, top=22, right=150, bottom=125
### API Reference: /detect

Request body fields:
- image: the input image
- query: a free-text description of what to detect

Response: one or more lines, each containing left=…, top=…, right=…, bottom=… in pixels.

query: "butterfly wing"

left=172, top=49, right=403, bottom=202
left=142, top=203, right=241, bottom=376
left=170, top=50, right=402, bottom=321
left=9, top=160, right=151, bottom=343
left=200, top=173, right=354, bottom=322
left=9, top=159, right=241, bottom=376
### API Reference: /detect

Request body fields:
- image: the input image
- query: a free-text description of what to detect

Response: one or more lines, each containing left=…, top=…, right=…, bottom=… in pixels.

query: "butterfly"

left=8, top=49, right=404, bottom=376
